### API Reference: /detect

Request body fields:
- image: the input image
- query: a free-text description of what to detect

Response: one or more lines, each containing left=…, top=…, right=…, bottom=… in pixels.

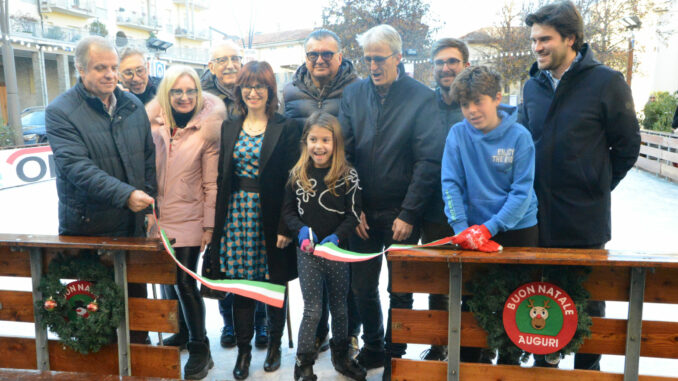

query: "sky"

left=210, top=0, right=505, bottom=40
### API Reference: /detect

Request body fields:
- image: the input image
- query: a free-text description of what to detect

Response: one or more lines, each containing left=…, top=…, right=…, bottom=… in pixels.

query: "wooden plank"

left=662, top=149, right=678, bottom=165
left=640, top=145, right=664, bottom=159
left=392, top=264, right=678, bottom=304
left=636, top=156, right=661, bottom=174
left=0, top=337, right=180, bottom=379
left=388, top=247, right=678, bottom=268
left=392, top=359, right=678, bottom=381
left=660, top=163, right=678, bottom=183
left=0, top=290, right=34, bottom=322
left=0, top=369, right=176, bottom=380
left=642, top=133, right=664, bottom=145
left=126, top=250, right=176, bottom=285
left=0, top=336, right=37, bottom=369
left=391, top=309, right=678, bottom=358
left=128, top=298, right=179, bottom=333
left=0, top=234, right=166, bottom=252
left=0, top=246, right=31, bottom=276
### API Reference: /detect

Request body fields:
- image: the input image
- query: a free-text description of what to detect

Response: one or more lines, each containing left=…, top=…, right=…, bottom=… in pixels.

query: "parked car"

left=21, top=106, right=47, bottom=145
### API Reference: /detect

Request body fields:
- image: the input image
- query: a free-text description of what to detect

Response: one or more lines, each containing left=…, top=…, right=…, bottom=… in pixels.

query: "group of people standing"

left=44, top=1, right=640, bottom=380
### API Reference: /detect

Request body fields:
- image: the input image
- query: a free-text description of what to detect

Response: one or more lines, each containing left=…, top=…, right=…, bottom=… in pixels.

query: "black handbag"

left=199, top=243, right=228, bottom=300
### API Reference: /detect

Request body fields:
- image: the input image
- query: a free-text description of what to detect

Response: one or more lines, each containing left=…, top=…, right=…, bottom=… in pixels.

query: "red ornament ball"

left=86, top=301, right=99, bottom=313
left=44, top=297, right=57, bottom=311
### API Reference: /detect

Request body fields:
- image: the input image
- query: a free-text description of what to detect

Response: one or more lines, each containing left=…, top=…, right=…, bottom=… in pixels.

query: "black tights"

left=163, top=246, right=206, bottom=342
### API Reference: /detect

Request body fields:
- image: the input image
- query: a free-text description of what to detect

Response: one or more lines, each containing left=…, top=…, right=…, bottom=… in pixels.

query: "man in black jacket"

left=283, top=29, right=358, bottom=125
left=118, top=47, right=159, bottom=105
left=420, top=37, right=471, bottom=362
left=46, top=36, right=156, bottom=343
left=339, top=24, right=441, bottom=380
left=520, top=1, right=640, bottom=370
left=283, top=29, right=361, bottom=357
left=201, top=40, right=243, bottom=119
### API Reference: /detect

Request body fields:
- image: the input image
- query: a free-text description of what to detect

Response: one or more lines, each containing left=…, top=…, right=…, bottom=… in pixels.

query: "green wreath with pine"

left=466, top=265, right=593, bottom=363
left=36, top=253, right=124, bottom=354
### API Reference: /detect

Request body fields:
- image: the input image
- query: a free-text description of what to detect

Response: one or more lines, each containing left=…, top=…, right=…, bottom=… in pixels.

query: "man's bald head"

left=208, top=40, right=243, bottom=87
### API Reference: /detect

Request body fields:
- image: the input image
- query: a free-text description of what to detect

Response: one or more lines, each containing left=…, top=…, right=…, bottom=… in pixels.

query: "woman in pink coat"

left=146, top=64, right=225, bottom=380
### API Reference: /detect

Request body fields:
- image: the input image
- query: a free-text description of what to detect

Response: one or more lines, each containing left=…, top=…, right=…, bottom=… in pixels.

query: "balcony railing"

left=40, top=0, right=96, bottom=18
left=172, top=0, right=210, bottom=9
left=116, top=11, right=159, bottom=32
left=9, top=18, right=84, bottom=44
left=174, top=26, right=209, bottom=41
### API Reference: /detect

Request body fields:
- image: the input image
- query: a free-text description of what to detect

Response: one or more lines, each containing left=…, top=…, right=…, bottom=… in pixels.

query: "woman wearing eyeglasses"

left=146, top=65, right=226, bottom=380
left=202, top=61, right=301, bottom=380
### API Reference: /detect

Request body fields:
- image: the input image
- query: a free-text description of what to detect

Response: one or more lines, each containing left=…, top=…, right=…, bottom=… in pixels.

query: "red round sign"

left=502, top=282, right=578, bottom=355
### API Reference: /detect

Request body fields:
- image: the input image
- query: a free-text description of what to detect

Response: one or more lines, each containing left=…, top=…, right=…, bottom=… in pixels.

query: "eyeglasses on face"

left=211, top=55, right=243, bottom=65
left=433, top=58, right=462, bottom=68
left=306, top=51, right=336, bottom=62
left=169, top=88, right=198, bottom=99
left=362, top=52, right=397, bottom=66
left=241, top=84, right=267, bottom=93
left=120, top=66, right=147, bottom=80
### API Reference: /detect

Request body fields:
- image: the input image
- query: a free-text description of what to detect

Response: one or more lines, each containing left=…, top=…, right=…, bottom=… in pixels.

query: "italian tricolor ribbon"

left=312, top=236, right=455, bottom=262
left=152, top=203, right=285, bottom=308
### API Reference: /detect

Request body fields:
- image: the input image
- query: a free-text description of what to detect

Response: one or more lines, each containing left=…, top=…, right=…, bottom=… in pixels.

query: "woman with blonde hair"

left=146, top=64, right=226, bottom=379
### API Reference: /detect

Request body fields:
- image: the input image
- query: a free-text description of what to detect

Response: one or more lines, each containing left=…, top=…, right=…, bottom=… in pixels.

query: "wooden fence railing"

left=637, top=130, right=678, bottom=182
left=0, top=234, right=180, bottom=379
left=388, top=246, right=678, bottom=381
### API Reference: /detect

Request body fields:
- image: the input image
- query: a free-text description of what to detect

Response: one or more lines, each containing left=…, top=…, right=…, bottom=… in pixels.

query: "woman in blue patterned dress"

left=203, top=61, right=301, bottom=380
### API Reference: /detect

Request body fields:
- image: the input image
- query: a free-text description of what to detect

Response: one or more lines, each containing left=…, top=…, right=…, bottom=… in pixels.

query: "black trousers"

left=162, top=246, right=206, bottom=342
left=233, top=285, right=288, bottom=349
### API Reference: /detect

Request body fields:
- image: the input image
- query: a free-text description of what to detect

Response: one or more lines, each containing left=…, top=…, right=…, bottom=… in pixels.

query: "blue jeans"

left=349, top=208, right=417, bottom=356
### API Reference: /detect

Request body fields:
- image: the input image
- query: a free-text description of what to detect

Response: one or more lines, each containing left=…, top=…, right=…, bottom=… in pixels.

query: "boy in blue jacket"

left=442, top=66, right=538, bottom=252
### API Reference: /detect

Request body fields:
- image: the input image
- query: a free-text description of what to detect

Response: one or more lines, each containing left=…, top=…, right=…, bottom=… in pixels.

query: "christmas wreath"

left=36, top=253, right=124, bottom=354
left=466, top=265, right=593, bottom=364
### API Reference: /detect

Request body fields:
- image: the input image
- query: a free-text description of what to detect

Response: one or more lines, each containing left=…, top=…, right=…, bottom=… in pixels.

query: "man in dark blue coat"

left=46, top=36, right=156, bottom=343
left=520, top=1, right=640, bottom=370
left=339, top=24, right=441, bottom=380
left=283, top=29, right=361, bottom=357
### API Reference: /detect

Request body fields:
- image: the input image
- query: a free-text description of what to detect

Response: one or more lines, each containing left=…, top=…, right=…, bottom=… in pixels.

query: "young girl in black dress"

left=283, top=111, right=366, bottom=381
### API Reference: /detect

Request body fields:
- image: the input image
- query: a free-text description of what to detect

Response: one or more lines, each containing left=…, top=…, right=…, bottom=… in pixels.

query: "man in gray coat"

left=46, top=36, right=156, bottom=343
left=201, top=39, right=243, bottom=119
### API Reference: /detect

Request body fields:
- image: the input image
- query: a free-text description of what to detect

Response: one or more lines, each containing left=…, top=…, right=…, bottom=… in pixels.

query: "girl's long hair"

left=289, top=111, right=350, bottom=196
left=155, top=65, right=203, bottom=131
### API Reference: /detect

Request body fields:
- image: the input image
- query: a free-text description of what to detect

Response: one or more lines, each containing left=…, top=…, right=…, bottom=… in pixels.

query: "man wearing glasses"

left=282, top=28, right=360, bottom=358
left=118, top=48, right=159, bottom=105
left=201, top=40, right=244, bottom=119
left=338, top=24, right=441, bottom=381
left=419, top=37, right=472, bottom=363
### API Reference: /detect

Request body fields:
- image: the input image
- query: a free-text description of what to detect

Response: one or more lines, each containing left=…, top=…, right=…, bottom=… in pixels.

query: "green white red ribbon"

left=312, top=236, right=455, bottom=262
left=152, top=203, right=285, bottom=308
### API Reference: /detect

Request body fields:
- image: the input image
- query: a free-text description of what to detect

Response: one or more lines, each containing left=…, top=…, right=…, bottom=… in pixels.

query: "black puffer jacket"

left=339, top=63, right=442, bottom=224
left=520, top=44, right=640, bottom=247
left=46, top=80, right=157, bottom=237
left=283, top=59, right=358, bottom=125
left=200, top=71, right=241, bottom=120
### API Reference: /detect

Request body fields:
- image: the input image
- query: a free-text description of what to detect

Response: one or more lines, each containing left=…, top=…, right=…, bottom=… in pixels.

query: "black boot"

left=162, top=329, right=188, bottom=350
left=263, top=340, right=281, bottom=372
left=184, top=339, right=214, bottom=380
left=233, top=345, right=252, bottom=380
left=330, top=338, right=367, bottom=381
left=294, top=353, right=318, bottom=381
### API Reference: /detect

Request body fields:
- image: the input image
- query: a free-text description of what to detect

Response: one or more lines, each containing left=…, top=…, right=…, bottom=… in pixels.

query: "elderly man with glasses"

left=201, top=39, right=244, bottom=119
left=281, top=28, right=360, bottom=359
left=338, top=24, right=441, bottom=381
left=118, top=48, right=160, bottom=105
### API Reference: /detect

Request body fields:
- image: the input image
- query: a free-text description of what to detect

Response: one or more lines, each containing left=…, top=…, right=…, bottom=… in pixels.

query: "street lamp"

left=621, top=15, right=641, bottom=86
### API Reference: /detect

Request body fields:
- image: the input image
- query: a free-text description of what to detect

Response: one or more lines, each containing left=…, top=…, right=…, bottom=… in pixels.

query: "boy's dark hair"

left=431, top=38, right=469, bottom=63
left=451, top=66, right=502, bottom=104
left=525, top=1, right=584, bottom=52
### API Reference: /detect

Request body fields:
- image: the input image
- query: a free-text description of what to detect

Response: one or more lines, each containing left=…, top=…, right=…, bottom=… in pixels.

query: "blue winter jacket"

left=441, top=106, right=537, bottom=236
